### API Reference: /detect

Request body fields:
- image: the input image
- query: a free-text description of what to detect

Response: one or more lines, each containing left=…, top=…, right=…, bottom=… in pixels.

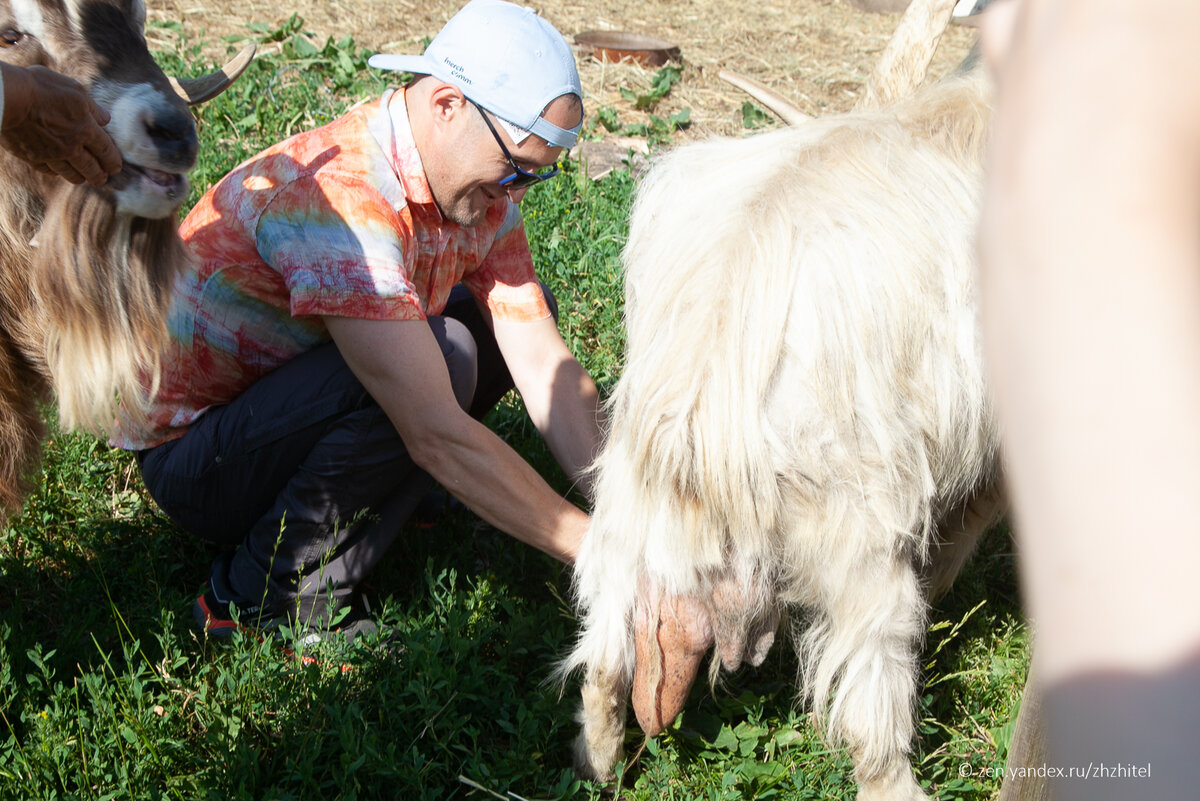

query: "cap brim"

left=368, top=53, right=433, bottom=74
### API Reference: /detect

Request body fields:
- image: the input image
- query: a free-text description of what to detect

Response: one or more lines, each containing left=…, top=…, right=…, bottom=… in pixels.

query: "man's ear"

left=428, top=82, right=468, bottom=124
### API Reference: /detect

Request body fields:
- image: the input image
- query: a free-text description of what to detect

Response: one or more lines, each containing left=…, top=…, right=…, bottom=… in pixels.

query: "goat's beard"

left=35, top=182, right=188, bottom=434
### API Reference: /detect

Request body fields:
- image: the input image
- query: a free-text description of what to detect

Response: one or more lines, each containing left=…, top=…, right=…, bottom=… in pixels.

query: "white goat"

left=564, top=1, right=1004, bottom=798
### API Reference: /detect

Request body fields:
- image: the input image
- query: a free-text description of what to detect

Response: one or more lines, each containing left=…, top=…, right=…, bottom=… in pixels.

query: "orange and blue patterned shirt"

left=111, top=88, right=550, bottom=450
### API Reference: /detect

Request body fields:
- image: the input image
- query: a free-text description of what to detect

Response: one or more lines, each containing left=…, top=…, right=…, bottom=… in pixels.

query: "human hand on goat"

left=0, top=63, right=122, bottom=187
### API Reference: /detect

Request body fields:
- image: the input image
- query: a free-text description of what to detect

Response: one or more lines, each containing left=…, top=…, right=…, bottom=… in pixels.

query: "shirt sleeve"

left=254, top=172, right=426, bottom=321
left=462, top=201, right=552, bottom=323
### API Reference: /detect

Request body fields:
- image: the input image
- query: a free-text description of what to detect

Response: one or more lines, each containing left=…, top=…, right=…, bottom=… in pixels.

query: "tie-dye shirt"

left=111, top=88, right=550, bottom=451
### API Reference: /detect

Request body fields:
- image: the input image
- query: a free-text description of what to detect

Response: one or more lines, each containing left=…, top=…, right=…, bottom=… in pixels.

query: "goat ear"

left=718, top=70, right=811, bottom=126
left=169, top=43, right=256, bottom=105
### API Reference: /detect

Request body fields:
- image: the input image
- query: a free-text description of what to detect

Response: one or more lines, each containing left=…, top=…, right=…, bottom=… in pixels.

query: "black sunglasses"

left=470, top=100, right=560, bottom=188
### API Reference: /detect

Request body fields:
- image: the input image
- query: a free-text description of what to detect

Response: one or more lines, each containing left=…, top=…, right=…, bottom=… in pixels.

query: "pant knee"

left=428, top=316, right=478, bottom=411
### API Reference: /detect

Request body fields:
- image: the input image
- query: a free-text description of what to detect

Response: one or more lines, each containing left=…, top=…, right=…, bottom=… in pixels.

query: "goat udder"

left=631, top=590, right=713, bottom=736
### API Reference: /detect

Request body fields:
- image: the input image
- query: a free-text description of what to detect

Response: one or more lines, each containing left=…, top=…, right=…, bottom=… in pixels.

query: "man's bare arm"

left=494, top=314, right=602, bottom=501
left=325, top=314, right=588, bottom=563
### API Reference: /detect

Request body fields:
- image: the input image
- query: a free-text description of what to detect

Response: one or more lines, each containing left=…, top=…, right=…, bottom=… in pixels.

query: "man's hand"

left=0, top=63, right=122, bottom=187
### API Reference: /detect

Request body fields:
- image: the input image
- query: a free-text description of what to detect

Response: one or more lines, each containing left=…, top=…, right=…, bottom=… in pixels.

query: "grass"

left=0, top=19, right=1028, bottom=801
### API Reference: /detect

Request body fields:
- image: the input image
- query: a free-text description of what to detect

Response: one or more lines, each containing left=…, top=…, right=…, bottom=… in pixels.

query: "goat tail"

left=35, top=185, right=186, bottom=434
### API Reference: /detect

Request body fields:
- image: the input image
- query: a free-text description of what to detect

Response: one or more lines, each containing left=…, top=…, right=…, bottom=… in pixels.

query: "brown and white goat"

left=563, top=1, right=1004, bottom=799
left=0, top=0, right=250, bottom=515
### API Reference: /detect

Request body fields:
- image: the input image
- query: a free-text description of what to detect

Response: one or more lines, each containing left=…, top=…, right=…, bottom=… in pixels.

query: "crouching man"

left=110, top=0, right=599, bottom=642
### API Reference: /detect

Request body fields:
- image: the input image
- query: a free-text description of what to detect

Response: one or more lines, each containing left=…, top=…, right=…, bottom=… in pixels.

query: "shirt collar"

left=371, top=87, right=438, bottom=210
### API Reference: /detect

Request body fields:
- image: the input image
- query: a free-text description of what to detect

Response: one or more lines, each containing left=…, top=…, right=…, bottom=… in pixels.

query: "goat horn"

left=856, top=0, right=958, bottom=111
left=718, top=70, right=812, bottom=126
left=169, top=43, right=257, bottom=106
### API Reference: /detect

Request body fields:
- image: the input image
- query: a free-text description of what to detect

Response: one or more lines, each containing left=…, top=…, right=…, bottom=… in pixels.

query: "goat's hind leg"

left=800, top=549, right=931, bottom=801
left=926, top=478, right=1006, bottom=598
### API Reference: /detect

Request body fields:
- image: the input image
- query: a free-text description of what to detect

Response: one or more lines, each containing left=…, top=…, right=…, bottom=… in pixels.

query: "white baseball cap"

left=368, top=0, right=583, bottom=149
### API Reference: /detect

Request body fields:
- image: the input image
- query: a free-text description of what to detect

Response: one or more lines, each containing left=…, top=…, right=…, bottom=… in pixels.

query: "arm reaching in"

left=325, top=314, right=590, bottom=563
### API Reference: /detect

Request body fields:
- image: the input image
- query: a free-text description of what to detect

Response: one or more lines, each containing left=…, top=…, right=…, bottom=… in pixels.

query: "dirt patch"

left=148, top=0, right=976, bottom=141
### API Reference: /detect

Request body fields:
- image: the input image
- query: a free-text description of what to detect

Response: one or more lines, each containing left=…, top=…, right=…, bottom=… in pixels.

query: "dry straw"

left=149, top=0, right=975, bottom=140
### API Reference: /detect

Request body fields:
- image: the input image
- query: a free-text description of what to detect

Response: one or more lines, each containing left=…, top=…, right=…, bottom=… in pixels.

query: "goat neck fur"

left=35, top=181, right=186, bottom=432
left=566, top=70, right=1002, bottom=801
left=0, top=177, right=46, bottom=512
left=0, top=166, right=184, bottom=517
left=0, top=0, right=207, bottom=518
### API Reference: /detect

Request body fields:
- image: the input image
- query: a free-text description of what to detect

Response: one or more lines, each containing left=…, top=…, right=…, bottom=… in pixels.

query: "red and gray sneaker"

left=191, top=551, right=385, bottom=662
left=192, top=583, right=380, bottom=651
left=192, top=585, right=280, bottom=639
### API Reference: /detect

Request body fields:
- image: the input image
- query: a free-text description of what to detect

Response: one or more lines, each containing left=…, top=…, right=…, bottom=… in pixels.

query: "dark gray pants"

left=139, top=285, right=555, bottom=618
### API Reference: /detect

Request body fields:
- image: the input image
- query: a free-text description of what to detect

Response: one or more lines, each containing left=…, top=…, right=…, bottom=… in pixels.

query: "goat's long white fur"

left=566, top=72, right=1001, bottom=801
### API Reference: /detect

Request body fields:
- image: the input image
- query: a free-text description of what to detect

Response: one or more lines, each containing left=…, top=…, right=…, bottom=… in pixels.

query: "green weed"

left=741, top=101, right=774, bottom=130
left=585, top=66, right=691, bottom=146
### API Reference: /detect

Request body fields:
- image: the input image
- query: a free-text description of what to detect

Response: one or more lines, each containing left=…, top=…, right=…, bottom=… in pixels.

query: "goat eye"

left=0, top=29, right=24, bottom=46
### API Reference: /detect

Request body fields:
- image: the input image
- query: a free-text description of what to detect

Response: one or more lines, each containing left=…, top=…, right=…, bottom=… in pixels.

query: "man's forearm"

left=495, top=315, right=605, bottom=502
left=326, top=313, right=590, bottom=564
left=527, top=356, right=602, bottom=502
left=409, top=410, right=589, bottom=563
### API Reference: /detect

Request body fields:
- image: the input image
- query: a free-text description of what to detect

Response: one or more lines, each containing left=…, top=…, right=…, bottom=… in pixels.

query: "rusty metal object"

left=574, top=31, right=680, bottom=67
